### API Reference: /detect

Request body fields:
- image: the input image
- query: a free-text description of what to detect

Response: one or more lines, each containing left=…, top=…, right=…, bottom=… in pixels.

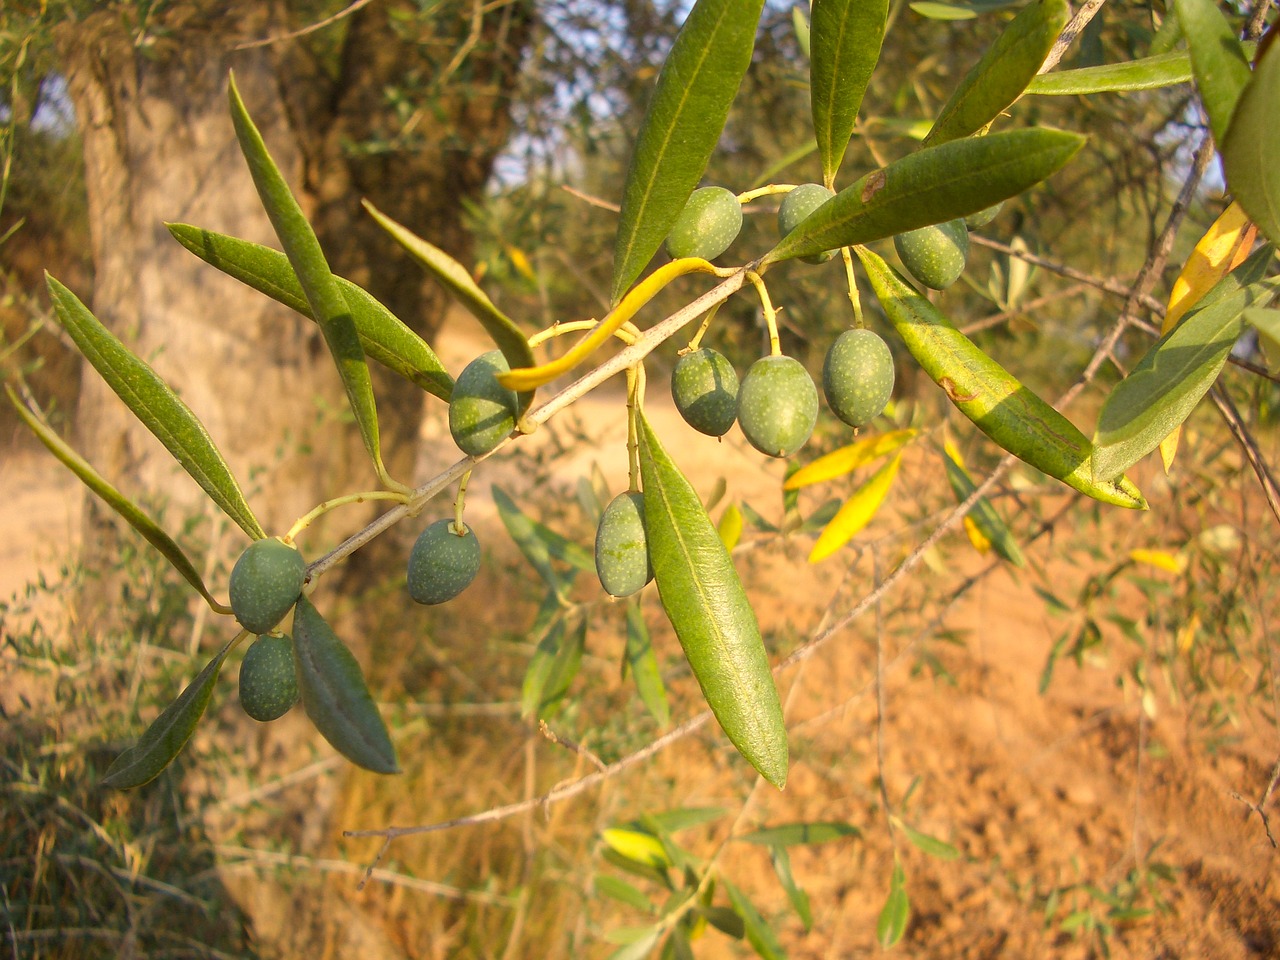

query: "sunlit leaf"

left=942, top=441, right=1025, bottom=566
left=603, top=828, right=673, bottom=869
left=610, top=0, right=764, bottom=303
left=718, top=502, right=744, bottom=550
left=1128, top=549, right=1187, bottom=575
left=808, top=454, right=901, bottom=563
left=810, top=0, right=889, bottom=185
left=1027, top=50, right=1194, bottom=95
left=1222, top=38, right=1280, bottom=246
left=101, top=637, right=237, bottom=788
left=792, top=5, right=811, bottom=59
left=43, top=276, right=265, bottom=541
left=896, top=819, right=960, bottom=860
left=1175, top=0, right=1252, bottom=145
left=876, top=859, right=910, bottom=948
left=1247, top=307, right=1280, bottom=367
left=785, top=429, right=917, bottom=489
left=909, top=2, right=978, bottom=20
left=606, top=926, right=662, bottom=960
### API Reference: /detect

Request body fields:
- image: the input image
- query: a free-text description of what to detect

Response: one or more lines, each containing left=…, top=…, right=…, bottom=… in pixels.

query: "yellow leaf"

left=717, top=502, right=743, bottom=551
left=505, top=244, right=537, bottom=283
left=1128, top=548, right=1187, bottom=575
left=1159, top=203, right=1256, bottom=472
left=1176, top=612, right=1201, bottom=654
left=808, top=455, right=901, bottom=563
left=963, top=514, right=992, bottom=554
left=602, top=828, right=671, bottom=868
left=785, top=429, right=917, bottom=490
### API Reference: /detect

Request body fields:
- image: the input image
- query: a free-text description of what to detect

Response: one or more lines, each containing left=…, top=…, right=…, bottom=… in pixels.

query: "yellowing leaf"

left=785, top=429, right=916, bottom=490
left=1128, top=548, right=1187, bottom=575
left=506, top=245, right=537, bottom=283
left=808, top=454, right=901, bottom=563
left=1159, top=202, right=1257, bottom=471
left=718, top=502, right=744, bottom=551
left=963, top=514, right=993, bottom=554
left=1176, top=611, right=1201, bottom=654
left=602, top=828, right=672, bottom=868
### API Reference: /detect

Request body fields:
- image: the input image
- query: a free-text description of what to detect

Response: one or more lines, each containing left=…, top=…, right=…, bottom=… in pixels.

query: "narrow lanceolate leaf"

left=1026, top=50, right=1194, bottom=95
left=765, top=128, right=1084, bottom=264
left=520, top=591, right=567, bottom=719
left=610, top=0, right=765, bottom=304
left=1092, top=246, right=1279, bottom=482
left=942, top=441, right=1025, bottom=567
left=603, top=828, right=673, bottom=869
left=723, top=879, right=786, bottom=960
left=638, top=413, right=788, bottom=788
left=856, top=246, right=1147, bottom=509
left=717, top=502, right=744, bottom=550
left=876, top=859, right=910, bottom=949
left=626, top=601, right=670, bottom=727
left=810, top=0, right=889, bottom=185
left=896, top=819, right=961, bottom=860
left=363, top=201, right=536, bottom=412
left=735, top=821, right=861, bottom=846
left=228, top=75, right=389, bottom=482
left=785, top=429, right=916, bottom=489
left=166, top=223, right=452, bottom=401
left=924, top=0, right=1069, bottom=146
left=1222, top=39, right=1280, bottom=246
left=1175, top=0, right=1252, bottom=145
left=102, top=637, right=237, bottom=788
left=808, top=454, right=901, bottom=563
left=44, top=276, right=265, bottom=541
left=493, top=484, right=593, bottom=595
left=292, top=597, right=399, bottom=774
left=596, top=875, right=655, bottom=914
left=6, top=387, right=223, bottom=610
left=769, top=846, right=813, bottom=930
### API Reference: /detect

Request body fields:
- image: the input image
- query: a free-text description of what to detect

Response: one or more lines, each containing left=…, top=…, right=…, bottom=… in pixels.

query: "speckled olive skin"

left=964, top=202, right=1004, bottom=229
left=736, top=355, right=819, bottom=459
left=665, top=187, right=743, bottom=261
left=449, top=350, right=518, bottom=457
left=228, top=538, right=306, bottom=636
left=778, top=183, right=836, bottom=263
left=407, top=519, right=481, bottom=605
left=239, top=633, right=299, bottom=722
left=823, top=328, right=896, bottom=428
left=595, top=492, right=653, bottom=598
left=893, top=218, right=970, bottom=290
left=671, top=348, right=739, bottom=437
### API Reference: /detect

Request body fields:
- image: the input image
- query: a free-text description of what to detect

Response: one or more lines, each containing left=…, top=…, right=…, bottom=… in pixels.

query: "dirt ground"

left=3, top=311, right=1278, bottom=958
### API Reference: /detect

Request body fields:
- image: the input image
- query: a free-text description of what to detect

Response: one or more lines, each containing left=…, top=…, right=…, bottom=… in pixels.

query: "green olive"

left=407, top=518, right=481, bottom=605
left=238, top=633, right=299, bottom=722
left=823, top=328, right=895, bottom=428
left=736, top=355, right=818, bottom=458
left=594, top=492, right=653, bottom=598
left=671, top=348, right=739, bottom=437
left=665, top=187, right=743, bottom=261
left=777, top=183, right=836, bottom=264
left=893, top=218, right=970, bottom=290
left=449, top=350, right=518, bottom=457
left=228, top=538, right=306, bottom=636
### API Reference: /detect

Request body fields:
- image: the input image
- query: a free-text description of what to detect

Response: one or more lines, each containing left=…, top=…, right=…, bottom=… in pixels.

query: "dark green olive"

left=665, top=187, right=743, bottom=261
left=778, top=183, right=836, bottom=263
left=671, top=348, right=739, bottom=437
left=449, top=350, right=518, bottom=457
left=894, top=219, right=970, bottom=290
left=964, top=202, right=1004, bottom=229
left=823, top=328, right=895, bottom=428
left=407, top=518, right=481, bottom=605
left=595, top=492, right=652, bottom=598
left=229, top=538, right=306, bottom=636
left=239, top=633, right=299, bottom=722
left=736, top=355, right=818, bottom=458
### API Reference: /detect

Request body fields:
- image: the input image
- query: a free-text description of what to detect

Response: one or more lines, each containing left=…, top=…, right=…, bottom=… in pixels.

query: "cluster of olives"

left=228, top=537, right=307, bottom=722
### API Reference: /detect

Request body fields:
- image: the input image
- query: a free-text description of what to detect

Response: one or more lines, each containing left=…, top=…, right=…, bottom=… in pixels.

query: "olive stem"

left=452, top=470, right=471, bottom=536
left=841, top=246, right=865, bottom=327
left=736, top=183, right=796, bottom=204
left=527, top=317, right=641, bottom=350
left=625, top=365, right=643, bottom=493
left=682, top=302, right=722, bottom=353
left=746, top=271, right=782, bottom=356
left=286, top=490, right=411, bottom=542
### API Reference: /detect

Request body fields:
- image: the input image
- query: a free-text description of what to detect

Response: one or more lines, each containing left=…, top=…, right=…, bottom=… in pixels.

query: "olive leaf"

left=784, top=429, right=917, bottom=489
left=228, top=74, right=391, bottom=486
left=941, top=442, right=1026, bottom=567
left=363, top=201, right=537, bottom=413
left=625, top=601, right=670, bottom=727
left=493, top=484, right=593, bottom=597
left=44, top=276, right=266, bottom=542
left=292, top=597, right=399, bottom=774
left=166, top=223, right=452, bottom=401
left=609, top=0, right=765, bottom=304
left=769, top=846, right=813, bottom=930
left=1175, top=0, right=1253, bottom=146
left=596, top=875, right=655, bottom=914
left=1092, top=247, right=1279, bottom=482
left=519, top=590, right=567, bottom=719
left=1027, top=50, right=1194, bottom=95
left=638, top=413, right=788, bottom=789
left=810, top=0, right=889, bottom=186
left=765, top=128, right=1084, bottom=264
left=606, top=927, right=662, bottom=960
left=734, top=822, right=862, bottom=846
left=6, top=386, right=224, bottom=610
left=101, top=636, right=237, bottom=789
left=602, top=828, right=673, bottom=869
left=723, top=879, right=786, bottom=960
left=1221, top=39, right=1280, bottom=246
left=876, top=858, right=910, bottom=949
left=808, top=453, right=902, bottom=563
left=924, top=0, right=1069, bottom=146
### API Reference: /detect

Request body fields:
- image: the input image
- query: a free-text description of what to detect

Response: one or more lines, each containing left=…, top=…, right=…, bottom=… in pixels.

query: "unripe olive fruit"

left=671, top=348, right=739, bottom=437
left=736, top=355, right=819, bottom=459
left=229, top=538, right=306, bottom=636
left=595, top=492, right=653, bottom=598
left=893, top=218, right=970, bottom=290
left=823, top=328, right=895, bottom=428
left=964, top=202, right=1004, bottom=229
left=665, top=187, right=743, bottom=261
left=778, top=183, right=836, bottom=264
left=238, top=633, right=299, bottom=722
left=449, top=350, right=518, bottom=457
left=407, top=518, right=481, bottom=605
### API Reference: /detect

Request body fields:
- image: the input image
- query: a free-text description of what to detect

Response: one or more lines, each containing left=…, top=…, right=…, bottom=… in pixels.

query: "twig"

left=1230, top=755, right=1280, bottom=848
left=1040, top=0, right=1109, bottom=75
left=539, top=719, right=607, bottom=772
left=233, top=0, right=376, bottom=50
left=560, top=184, right=621, bottom=214
left=1209, top=385, right=1280, bottom=528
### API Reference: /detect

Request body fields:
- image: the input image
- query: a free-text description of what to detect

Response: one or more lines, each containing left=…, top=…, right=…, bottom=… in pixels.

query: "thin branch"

left=1209, top=385, right=1280, bottom=527
left=233, top=0, right=377, bottom=50
left=1040, top=0, right=1109, bottom=74
left=1230, top=754, right=1280, bottom=848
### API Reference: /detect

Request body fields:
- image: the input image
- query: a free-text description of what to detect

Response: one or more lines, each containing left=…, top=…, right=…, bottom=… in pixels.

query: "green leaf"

left=941, top=445, right=1026, bottom=567
left=6, top=386, right=223, bottom=610
left=897, top=820, right=961, bottom=860
left=596, top=875, right=656, bottom=914
left=606, top=927, right=662, bottom=960
left=292, top=597, right=399, bottom=774
left=493, top=485, right=592, bottom=594
left=810, top=0, right=889, bottom=185
left=542, top=615, right=588, bottom=717
left=698, top=905, right=746, bottom=938
left=909, top=2, right=978, bottom=21
left=765, top=128, right=1084, bottom=264
left=792, top=5, right=811, bottom=59
left=626, top=601, right=670, bottom=727
left=1175, top=0, right=1252, bottom=145
left=166, top=223, right=452, bottom=401
left=1247, top=307, right=1280, bottom=366
left=723, top=879, right=786, bottom=960
left=924, top=0, right=1069, bottom=146
left=101, top=637, right=236, bottom=788
left=43, top=276, right=265, bottom=541
left=643, top=807, right=728, bottom=833
left=363, top=201, right=536, bottom=413
left=736, top=822, right=861, bottom=846
left=520, top=592, right=566, bottom=719
left=769, top=846, right=813, bottom=930
left=1222, top=39, right=1280, bottom=246
left=1092, top=247, right=1279, bottom=481
left=602, top=847, right=672, bottom=887
left=609, top=0, right=765, bottom=304
left=227, top=74, right=388, bottom=483
left=1027, top=50, right=1194, bottom=95
left=876, top=859, right=910, bottom=948
left=638, top=413, right=788, bottom=788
